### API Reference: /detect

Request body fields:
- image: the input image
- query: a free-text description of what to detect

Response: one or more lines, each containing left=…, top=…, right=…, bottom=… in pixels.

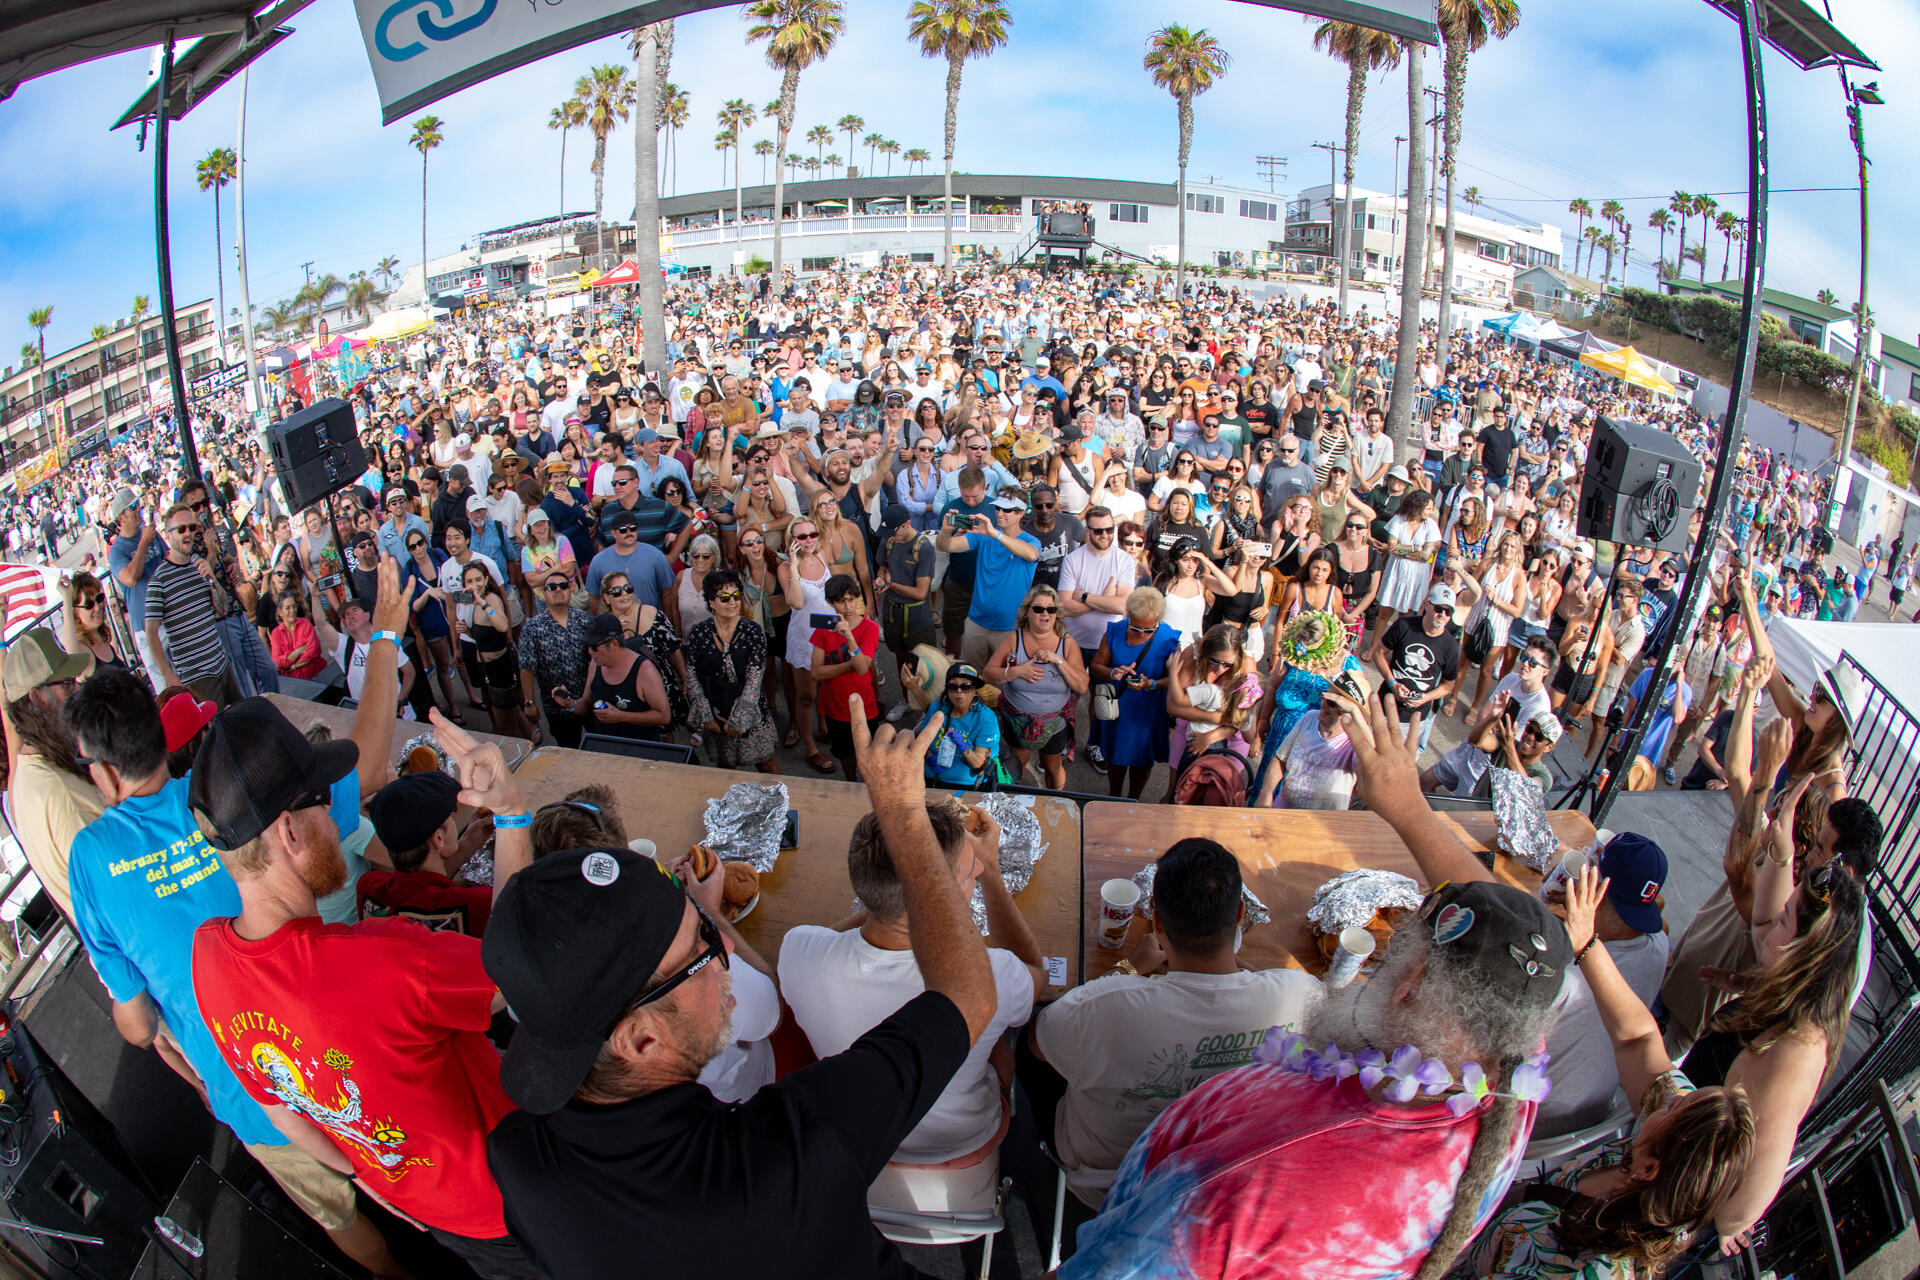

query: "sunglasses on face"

left=792, top=533, right=819, bottom=542
left=623, top=907, right=729, bottom=1019
left=1122, top=538, right=1145, bottom=548
left=544, top=580, right=571, bottom=591
left=713, top=590, right=743, bottom=603
left=946, top=680, right=978, bottom=693
left=1028, top=604, right=1058, bottom=615
left=605, top=584, right=635, bottom=597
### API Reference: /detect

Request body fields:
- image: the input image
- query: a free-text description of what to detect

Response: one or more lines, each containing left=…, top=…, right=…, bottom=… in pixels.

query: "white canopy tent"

left=1763, top=616, right=1920, bottom=723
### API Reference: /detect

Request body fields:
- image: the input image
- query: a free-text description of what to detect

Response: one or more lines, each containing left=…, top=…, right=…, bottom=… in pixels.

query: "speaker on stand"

left=1575, top=415, right=1702, bottom=554
left=266, top=398, right=367, bottom=600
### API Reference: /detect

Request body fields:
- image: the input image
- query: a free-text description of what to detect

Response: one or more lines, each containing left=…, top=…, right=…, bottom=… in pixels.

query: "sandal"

left=783, top=724, right=801, bottom=749
left=446, top=710, right=468, bottom=727
left=806, top=752, right=836, bottom=774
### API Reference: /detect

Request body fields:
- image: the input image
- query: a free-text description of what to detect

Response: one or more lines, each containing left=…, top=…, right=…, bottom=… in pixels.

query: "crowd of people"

left=0, top=259, right=1897, bottom=1278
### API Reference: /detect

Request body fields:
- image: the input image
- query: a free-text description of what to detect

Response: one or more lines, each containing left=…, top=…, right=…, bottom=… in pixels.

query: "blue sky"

left=3, top=0, right=1915, bottom=364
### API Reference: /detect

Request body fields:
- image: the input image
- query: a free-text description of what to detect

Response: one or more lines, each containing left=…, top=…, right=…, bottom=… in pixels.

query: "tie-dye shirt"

left=1061, top=1062, right=1537, bottom=1280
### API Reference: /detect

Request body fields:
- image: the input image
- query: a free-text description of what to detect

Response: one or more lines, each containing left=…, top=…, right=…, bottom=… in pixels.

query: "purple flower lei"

left=1254, top=1029, right=1553, bottom=1115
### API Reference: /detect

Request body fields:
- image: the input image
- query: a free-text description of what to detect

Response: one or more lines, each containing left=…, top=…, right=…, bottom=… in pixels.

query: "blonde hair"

left=1018, top=586, right=1064, bottom=636
left=1124, top=585, right=1166, bottom=624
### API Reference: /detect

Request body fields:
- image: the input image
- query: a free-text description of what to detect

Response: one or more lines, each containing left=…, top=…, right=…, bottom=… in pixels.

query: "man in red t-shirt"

left=188, top=700, right=541, bottom=1280
left=810, top=573, right=881, bottom=780
left=359, top=770, right=495, bottom=935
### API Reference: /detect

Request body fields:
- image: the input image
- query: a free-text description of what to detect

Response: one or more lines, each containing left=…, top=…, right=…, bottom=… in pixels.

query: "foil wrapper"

left=1132, top=862, right=1271, bottom=928
left=397, top=732, right=455, bottom=776
left=1490, top=767, right=1559, bottom=871
left=700, top=781, right=793, bottom=873
left=1306, top=869, right=1424, bottom=934
left=851, top=794, right=1049, bottom=935
left=456, top=845, right=494, bottom=888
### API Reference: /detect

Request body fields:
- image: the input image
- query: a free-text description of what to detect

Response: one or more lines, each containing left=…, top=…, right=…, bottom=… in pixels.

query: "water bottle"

left=934, top=731, right=956, bottom=771
left=154, top=1216, right=204, bottom=1258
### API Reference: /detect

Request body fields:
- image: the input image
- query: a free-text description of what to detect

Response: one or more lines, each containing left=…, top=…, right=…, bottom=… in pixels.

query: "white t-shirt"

left=1102, top=486, right=1147, bottom=524
left=777, top=926, right=1035, bottom=1163
left=1273, top=715, right=1358, bottom=810
left=1033, top=968, right=1319, bottom=1203
left=695, top=960, right=779, bottom=1105
left=1536, top=930, right=1669, bottom=1137
left=1058, top=544, right=1138, bottom=651
left=438, top=551, right=503, bottom=630
left=332, top=633, right=413, bottom=712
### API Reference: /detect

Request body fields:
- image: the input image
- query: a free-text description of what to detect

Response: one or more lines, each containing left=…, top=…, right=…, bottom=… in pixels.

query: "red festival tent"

left=595, top=258, right=642, bottom=286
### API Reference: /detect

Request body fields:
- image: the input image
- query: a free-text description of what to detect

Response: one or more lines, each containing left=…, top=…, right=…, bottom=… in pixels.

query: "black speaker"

left=1577, top=415, right=1700, bottom=552
left=267, top=399, right=366, bottom=513
left=0, top=1021, right=158, bottom=1280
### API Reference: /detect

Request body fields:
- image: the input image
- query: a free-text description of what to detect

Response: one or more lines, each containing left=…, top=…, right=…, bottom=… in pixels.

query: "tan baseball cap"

left=2, top=628, right=89, bottom=699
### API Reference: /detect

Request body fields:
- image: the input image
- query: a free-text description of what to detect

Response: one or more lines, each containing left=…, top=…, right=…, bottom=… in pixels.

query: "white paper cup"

left=1538, top=845, right=1588, bottom=903
left=628, top=837, right=658, bottom=861
left=1098, top=878, right=1142, bottom=950
left=1325, top=926, right=1376, bottom=988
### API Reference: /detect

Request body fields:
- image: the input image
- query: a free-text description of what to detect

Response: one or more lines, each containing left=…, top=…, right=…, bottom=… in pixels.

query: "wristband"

left=371, top=629, right=401, bottom=646
left=492, top=810, right=532, bottom=830
left=1574, top=936, right=1599, bottom=964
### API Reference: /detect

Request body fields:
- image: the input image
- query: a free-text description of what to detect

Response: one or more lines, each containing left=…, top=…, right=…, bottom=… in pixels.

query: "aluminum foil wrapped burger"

left=855, top=794, right=1048, bottom=935
left=1490, top=767, right=1559, bottom=872
left=1306, top=868, right=1423, bottom=961
left=1131, top=861, right=1271, bottom=927
left=701, top=781, right=793, bottom=873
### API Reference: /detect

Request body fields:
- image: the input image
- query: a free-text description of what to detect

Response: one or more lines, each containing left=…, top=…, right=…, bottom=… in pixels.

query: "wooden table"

left=1081, top=805, right=1595, bottom=981
left=509, top=747, right=1085, bottom=985
left=264, top=694, right=536, bottom=775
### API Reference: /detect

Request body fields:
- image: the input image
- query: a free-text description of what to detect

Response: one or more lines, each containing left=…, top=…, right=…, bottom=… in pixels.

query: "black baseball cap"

left=584, top=612, right=624, bottom=648
left=1417, top=880, right=1572, bottom=1003
left=483, top=848, right=691, bottom=1114
left=189, top=698, right=357, bottom=851
left=367, top=771, right=461, bottom=855
left=606, top=508, right=640, bottom=532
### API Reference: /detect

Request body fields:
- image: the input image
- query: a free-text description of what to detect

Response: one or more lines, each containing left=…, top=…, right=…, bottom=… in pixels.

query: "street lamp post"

left=1832, top=76, right=1880, bottom=523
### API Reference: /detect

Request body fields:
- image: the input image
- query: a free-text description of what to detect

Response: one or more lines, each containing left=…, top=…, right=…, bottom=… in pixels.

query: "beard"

left=298, top=826, right=349, bottom=901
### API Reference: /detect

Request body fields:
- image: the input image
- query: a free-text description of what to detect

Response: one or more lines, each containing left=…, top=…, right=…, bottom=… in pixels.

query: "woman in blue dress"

left=1089, top=587, right=1181, bottom=799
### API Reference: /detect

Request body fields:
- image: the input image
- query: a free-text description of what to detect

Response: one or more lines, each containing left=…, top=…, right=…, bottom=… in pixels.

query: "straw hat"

left=1011, top=430, right=1056, bottom=460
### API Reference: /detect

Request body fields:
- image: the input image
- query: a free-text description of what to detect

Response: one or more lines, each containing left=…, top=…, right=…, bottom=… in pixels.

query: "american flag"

left=0, top=564, right=58, bottom=642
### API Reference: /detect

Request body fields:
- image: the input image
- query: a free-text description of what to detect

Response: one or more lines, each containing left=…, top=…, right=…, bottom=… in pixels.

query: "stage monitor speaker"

left=0, top=1021, right=158, bottom=1280
left=1576, top=415, right=1701, bottom=552
left=267, top=399, right=366, bottom=513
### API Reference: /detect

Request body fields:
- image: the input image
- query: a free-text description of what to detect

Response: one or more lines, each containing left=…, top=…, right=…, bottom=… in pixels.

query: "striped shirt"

left=146, top=557, right=229, bottom=683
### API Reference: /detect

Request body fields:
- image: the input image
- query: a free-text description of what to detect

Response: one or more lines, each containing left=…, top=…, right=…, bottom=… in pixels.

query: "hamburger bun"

left=402, top=745, right=440, bottom=775
left=722, top=861, right=759, bottom=907
left=687, top=844, right=718, bottom=881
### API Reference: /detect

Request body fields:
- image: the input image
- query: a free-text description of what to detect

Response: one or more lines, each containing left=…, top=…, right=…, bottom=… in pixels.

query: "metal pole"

left=152, top=32, right=200, bottom=481
left=235, top=68, right=266, bottom=437
left=1833, top=89, right=1869, bottom=510
left=1592, top=0, right=1769, bottom=826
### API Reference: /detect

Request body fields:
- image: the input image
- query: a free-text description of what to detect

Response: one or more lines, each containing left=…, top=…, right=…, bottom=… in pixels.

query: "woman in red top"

left=269, top=593, right=327, bottom=679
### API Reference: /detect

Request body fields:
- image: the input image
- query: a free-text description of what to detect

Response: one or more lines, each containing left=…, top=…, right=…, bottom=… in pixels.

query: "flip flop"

left=783, top=725, right=801, bottom=749
left=806, top=752, right=836, bottom=774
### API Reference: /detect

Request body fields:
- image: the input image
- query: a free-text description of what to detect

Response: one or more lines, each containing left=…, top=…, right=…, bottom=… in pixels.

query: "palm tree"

left=1689, top=194, right=1718, bottom=279
left=1462, top=185, right=1482, bottom=211
left=407, top=116, right=444, bottom=288
left=26, top=306, right=53, bottom=368
left=719, top=99, right=758, bottom=232
left=92, top=323, right=110, bottom=347
left=345, top=273, right=387, bottom=320
left=1682, top=244, right=1706, bottom=279
left=375, top=255, right=401, bottom=291
left=878, top=138, right=901, bottom=174
left=1434, top=0, right=1520, bottom=356
left=304, top=273, right=342, bottom=334
left=715, top=129, right=736, bottom=184
left=1582, top=225, right=1603, bottom=280
left=576, top=65, right=635, bottom=267
left=1143, top=25, right=1231, bottom=298
left=1714, top=209, right=1738, bottom=279
left=904, top=147, right=931, bottom=174
left=787, top=152, right=803, bottom=180
left=746, top=0, right=845, bottom=286
left=908, top=0, right=1013, bottom=278
left=837, top=114, right=864, bottom=175
left=195, top=147, right=237, bottom=360
left=631, top=20, right=672, bottom=372
left=660, top=83, right=689, bottom=193
left=1387, top=39, right=1430, bottom=461
left=261, top=301, right=296, bottom=338
left=18, top=344, right=38, bottom=369
left=1646, top=208, right=1672, bottom=280
left=1566, top=197, right=1592, bottom=273
left=754, top=138, right=775, bottom=183
left=806, top=123, right=832, bottom=166
left=1595, top=232, right=1618, bottom=291
left=1816, top=288, right=1839, bottom=307
left=1309, top=20, right=1400, bottom=318
left=549, top=97, right=585, bottom=217
left=825, top=152, right=842, bottom=177
left=1668, top=191, right=1692, bottom=287
left=863, top=130, right=884, bottom=173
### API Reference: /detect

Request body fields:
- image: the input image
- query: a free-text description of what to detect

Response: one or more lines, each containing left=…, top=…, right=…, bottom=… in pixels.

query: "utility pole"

left=1256, top=155, right=1287, bottom=194
left=301, top=261, right=315, bottom=289
left=1312, top=141, right=1348, bottom=316
left=1423, top=87, right=1443, bottom=291
left=1391, top=135, right=1406, bottom=283
left=1832, top=77, right=1880, bottom=522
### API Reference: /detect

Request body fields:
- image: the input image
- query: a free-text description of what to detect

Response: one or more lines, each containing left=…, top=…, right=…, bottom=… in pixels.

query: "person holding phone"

left=810, top=575, right=880, bottom=781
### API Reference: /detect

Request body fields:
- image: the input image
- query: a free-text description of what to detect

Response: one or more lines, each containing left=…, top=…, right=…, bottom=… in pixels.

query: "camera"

left=316, top=574, right=344, bottom=593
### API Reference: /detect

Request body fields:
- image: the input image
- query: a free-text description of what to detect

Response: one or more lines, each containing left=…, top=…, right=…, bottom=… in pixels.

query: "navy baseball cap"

left=1598, top=832, right=1667, bottom=934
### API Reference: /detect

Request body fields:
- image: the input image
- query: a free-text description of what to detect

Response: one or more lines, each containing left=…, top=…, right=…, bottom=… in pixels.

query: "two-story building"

left=1285, top=184, right=1564, bottom=303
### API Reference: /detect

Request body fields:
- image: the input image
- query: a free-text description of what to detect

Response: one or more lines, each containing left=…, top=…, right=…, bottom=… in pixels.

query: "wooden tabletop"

left=509, top=747, right=1086, bottom=986
left=1081, top=805, right=1595, bottom=981
left=264, top=695, right=536, bottom=776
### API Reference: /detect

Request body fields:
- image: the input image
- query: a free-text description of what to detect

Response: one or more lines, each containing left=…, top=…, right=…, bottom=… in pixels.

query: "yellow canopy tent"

left=1578, top=345, right=1678, bottom=395
left=362, top=308, right=432, bottom=341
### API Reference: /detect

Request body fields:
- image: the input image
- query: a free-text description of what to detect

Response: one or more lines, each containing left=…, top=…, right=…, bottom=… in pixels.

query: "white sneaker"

left=886, top=701, right=909, bottom=723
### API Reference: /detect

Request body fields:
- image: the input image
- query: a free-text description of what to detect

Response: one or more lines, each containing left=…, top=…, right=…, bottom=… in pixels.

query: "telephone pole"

left=1256, top=155, right=1287, bottom=194
left=1313, top=140, right=1348, bottom=316
left=1423, top=86, right=1443, bottom=290
left=1391, top=134, right=1406, bottom=282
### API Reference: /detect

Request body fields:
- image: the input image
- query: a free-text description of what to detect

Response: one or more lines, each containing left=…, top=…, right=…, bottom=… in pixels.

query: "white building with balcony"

left=1288, top=184, right=1564, bottom=304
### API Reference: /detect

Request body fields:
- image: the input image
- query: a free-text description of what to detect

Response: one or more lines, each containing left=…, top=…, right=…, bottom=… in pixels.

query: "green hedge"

left=1619, top=286, right=1853, bottom=398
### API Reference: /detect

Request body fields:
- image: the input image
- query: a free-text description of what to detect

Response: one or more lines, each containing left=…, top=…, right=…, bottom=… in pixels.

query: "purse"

left=1092, top=681, right=1121, bottom=721
left=1463, top=611, right=1497, bottom=665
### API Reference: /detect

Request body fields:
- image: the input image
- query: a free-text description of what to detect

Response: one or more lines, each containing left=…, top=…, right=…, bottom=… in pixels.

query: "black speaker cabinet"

left=267, top=399, right=366, bottom=513
left=0, top=1021, right=158, bottom=1280
left=1577, top=415, right=1701, bottom=552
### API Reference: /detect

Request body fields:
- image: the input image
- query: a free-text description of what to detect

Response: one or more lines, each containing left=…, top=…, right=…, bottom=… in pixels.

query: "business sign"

left=190, top=363, right=248, bottom=401
left=1232, top=0, right=1438, bottom=43
left=355, top=0, right=705, bottom=124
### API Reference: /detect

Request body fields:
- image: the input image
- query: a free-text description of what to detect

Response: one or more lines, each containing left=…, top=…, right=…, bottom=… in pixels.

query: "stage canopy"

left=1765, top=616, right=1920, bottom=738
left=362, top=308, right=433, bottom=341
left=594, top=258, right=642, bottom=286
left=1579, top=345, right=1678, bottom=395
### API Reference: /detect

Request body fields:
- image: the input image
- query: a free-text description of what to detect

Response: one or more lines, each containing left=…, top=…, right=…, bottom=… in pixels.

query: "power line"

left=1474, top=186, right=1854, bottom=203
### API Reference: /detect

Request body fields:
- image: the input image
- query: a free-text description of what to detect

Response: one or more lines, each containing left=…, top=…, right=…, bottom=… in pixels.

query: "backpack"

left=1170, top=742, right=1252, bottom=808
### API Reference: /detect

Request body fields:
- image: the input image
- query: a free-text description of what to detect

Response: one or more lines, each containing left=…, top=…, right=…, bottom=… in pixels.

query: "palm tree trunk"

left=942, top=52, right=962, bottom=277
left=421, top=155, right=429, bottom=289
left=1436, top=35, right=1465, bottom=366
left=1675, top=218, right=1687, bottom=286
left=559, top=127, right=568, bottom=217
left=634, top=23, right=666, bottom=372
left=1337, top=58, right=1365, bottom=318
left=1387, top=43, right=1428, bottom=461
left=733, top=138, right=744, bottom=243
left=211, top=185, right=227, bottom=358
left=593, top=139, right=607, bottom=267
left=771, top=68, right=798, bottom=287
left=1175, top=94, right=1192, bottom=298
